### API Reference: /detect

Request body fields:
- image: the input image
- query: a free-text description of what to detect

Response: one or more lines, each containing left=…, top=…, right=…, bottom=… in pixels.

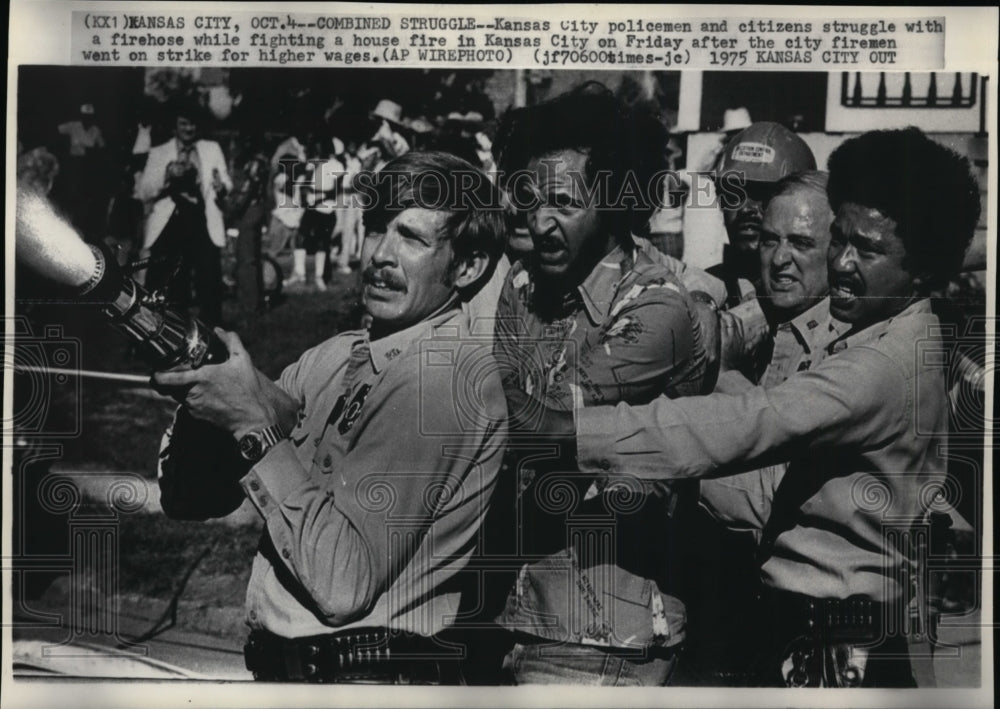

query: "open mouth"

left=363, top=272, right=405, bottom=295
left=831, top=280, right=861, bottom=301
left=769, top=273, right=799, bottom=289
left=534, top=236, right=567, bottom=261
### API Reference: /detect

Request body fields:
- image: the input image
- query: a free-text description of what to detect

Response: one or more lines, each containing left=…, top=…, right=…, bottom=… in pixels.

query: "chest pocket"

left=308, top=383, right=373, bottom=473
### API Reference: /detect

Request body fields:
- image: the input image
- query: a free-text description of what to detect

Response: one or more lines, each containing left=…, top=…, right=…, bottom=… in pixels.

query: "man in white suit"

left=137, top=100, right=232, bottom=325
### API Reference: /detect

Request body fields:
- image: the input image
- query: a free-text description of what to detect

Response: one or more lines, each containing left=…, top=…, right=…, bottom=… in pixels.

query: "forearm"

left=241, top=443, right=378, bottom=624
left=258, top=373, right=299, bottom=434
left=575, top=349, right=906, bottom=479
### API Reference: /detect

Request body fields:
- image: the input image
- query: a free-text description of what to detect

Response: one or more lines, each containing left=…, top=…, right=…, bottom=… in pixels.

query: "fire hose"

left=15, top=186, right=228, bottom=370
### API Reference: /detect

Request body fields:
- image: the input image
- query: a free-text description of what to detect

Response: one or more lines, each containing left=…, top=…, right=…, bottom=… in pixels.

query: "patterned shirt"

left=493, top=246, right=707, bottom=649
left=578, top=299, right=948, bottom=602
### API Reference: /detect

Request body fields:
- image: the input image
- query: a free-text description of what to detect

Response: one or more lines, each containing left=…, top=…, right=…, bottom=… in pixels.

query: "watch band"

left=258, top=423, right=285, bottom=450
left=239, top=423, right=286, bottom=462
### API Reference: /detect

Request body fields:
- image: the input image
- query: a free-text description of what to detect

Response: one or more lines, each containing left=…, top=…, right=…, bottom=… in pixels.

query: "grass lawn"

left=14, top=270, right=363, bottom=476
left=13, top=272, right=362, bottom=627
left=116, top=513, right=260, bottom=601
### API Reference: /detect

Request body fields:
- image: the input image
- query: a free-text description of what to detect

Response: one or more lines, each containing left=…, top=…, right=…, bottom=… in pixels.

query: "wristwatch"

left=237, top=424, right=286, bottom=462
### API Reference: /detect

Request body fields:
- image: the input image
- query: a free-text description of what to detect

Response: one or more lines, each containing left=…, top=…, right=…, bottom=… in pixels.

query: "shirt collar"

left=827, top=297, right=932, bottom=355
left=367, top=305, right=462, bottom=374
left=577, top=245, right=638, bottom=326
left=776, top=297, right=845, bottom=354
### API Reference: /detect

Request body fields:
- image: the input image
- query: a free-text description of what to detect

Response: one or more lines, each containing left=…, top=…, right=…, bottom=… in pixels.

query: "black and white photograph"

left=4, top=3, right=995, bottom=707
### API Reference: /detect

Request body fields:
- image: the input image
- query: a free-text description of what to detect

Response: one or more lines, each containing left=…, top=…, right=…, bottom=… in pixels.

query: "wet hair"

left=492, top=81, right=670, bottom=241
left=362, top=150, right=509, bottom=289
left=827, top=127, right=980, bottom=288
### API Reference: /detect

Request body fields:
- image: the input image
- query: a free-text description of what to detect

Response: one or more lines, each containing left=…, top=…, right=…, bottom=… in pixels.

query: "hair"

left=827, top=127, right=980, bottom=288
left=170, top=97, right=205, bottom=124
left=362, top=150, right=509, bottom=290
left=492, top=81, right=670, bottom=241
left=772, top=170, right=829, bottom=202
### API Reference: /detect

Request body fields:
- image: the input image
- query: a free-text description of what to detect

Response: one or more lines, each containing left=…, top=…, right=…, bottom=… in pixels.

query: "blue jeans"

left=502, top=642, right=677, bottom=686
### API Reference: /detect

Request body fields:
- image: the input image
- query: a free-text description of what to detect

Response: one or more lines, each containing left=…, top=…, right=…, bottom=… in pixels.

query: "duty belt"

left=758, top=589, right=895, bottom=643
left=244, top=627, right=462, bottom=683
left=757, top=589, right=909, bottom=688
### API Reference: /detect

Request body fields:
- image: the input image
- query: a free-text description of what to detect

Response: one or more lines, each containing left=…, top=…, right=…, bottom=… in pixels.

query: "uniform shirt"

left=160, top=308, right=507, bottom=638
left=577, top=299, right=947, bottom=602
left=463, top=252, right=511, bottom=339
left=700, top=297, right=845, bottom=539
left=493, top=246, right=707, bottom=649
left=753, top=297, right=845, bottom=388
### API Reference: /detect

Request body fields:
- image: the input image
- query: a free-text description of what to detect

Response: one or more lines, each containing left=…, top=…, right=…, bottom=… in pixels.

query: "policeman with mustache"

left=154, top=151, right=510, bottom=684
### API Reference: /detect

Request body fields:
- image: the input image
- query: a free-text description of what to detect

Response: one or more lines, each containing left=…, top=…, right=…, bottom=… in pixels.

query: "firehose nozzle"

left=14, top=185, right=228, bottom=370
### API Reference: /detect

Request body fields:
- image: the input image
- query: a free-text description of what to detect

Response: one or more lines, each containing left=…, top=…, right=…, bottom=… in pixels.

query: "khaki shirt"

left=700, top=298, right=846, bottom=539
left=239, top=308, right=507, bottom=637
left=578, top=299, right=947, bottom=602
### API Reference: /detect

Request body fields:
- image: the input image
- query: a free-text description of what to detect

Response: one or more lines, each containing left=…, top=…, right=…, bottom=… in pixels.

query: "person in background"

left=136, top=99, right=232, bottom=325
left=266, top=148, right=306, bottom=260
left=55, top=102, right=108, bottom=241
left=226, top=135, right=271, bottom=319
left=333, top=136, right=365, bottom=275
left=369, top=99, right=411, bottom=165
left=707, top=122, right=817, bottom=308
left=287, top=137, right=342, bottom=291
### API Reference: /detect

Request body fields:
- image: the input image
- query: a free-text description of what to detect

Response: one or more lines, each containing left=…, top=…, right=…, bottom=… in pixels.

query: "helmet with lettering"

left=718, top=122, right=816, bottom=183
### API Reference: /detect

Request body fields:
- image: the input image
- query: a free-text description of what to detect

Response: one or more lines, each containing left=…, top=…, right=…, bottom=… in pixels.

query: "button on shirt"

left=754, top=297, right=845, bottom=388
left=701, top=298, right=846, bottom=537
left=223, top=308, right=504, bottom=638
left=577, top=299, right=947, bottom=602
left=493, top=247, right=707, bottom=648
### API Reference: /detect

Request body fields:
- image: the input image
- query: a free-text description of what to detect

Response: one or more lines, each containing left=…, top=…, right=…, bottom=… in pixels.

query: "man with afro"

left=514, top=127, right=981, bottom=687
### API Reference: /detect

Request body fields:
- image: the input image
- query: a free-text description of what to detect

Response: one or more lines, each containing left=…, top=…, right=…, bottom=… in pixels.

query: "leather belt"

left=758, top=588, right=897, bottom=643
left=244, top=627, right=462, bottom=683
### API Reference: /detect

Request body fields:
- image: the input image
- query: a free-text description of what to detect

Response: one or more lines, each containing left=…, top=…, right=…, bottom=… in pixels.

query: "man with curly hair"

left=517, top=127, right=981, bottom=687
left=488, top=83, right=709, bottom=686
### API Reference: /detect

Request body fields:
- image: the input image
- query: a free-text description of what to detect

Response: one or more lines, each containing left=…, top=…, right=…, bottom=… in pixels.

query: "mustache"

left=362, top=267, right=407, bottom=291
left=831, top=274, right=863, bottom=291
left=533, top=234, right=565, bottom=251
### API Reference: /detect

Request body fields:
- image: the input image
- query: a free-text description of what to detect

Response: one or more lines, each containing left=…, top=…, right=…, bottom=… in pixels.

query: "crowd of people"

left=20, top=79, right=984, bottom=687
left=18, top=89, right=500, bottom=326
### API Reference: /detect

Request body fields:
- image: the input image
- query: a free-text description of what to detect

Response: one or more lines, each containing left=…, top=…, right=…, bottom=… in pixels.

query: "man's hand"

left=719, top=298, right=769, bottom=374
left=152, top=330, right=291, bottom=440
